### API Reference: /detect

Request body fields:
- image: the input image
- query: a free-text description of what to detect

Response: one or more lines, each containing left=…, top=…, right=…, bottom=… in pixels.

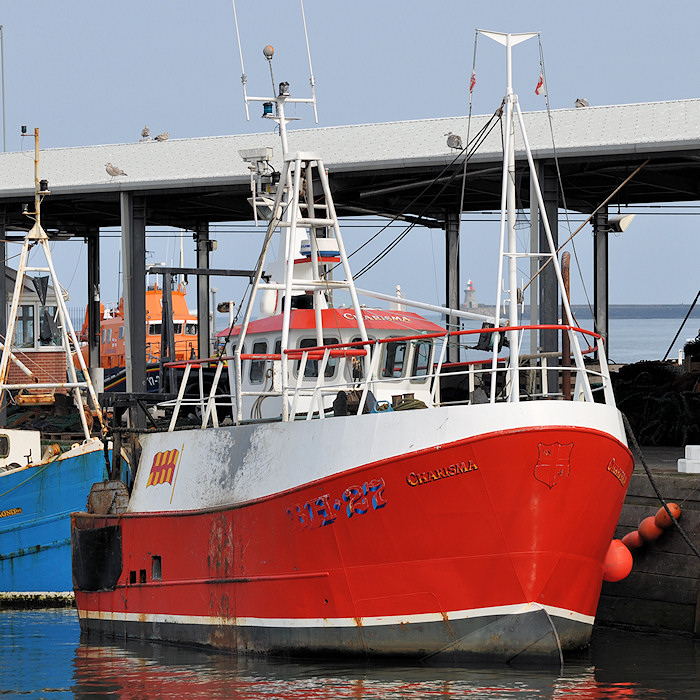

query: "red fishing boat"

left=72, top=26, right=633, bottom=664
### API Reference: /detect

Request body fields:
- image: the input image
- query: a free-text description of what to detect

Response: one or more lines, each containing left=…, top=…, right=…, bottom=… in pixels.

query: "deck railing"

left=159, top=324, right=611, bottom=430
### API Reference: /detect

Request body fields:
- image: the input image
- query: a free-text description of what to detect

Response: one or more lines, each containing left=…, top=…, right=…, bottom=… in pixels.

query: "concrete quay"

left=596, top=444, right=700, bottom=637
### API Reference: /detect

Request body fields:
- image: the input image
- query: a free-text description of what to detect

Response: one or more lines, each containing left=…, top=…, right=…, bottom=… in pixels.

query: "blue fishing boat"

left=0, top=129, right=108, bottom=598
left=0, top=433, right=107, bottom=594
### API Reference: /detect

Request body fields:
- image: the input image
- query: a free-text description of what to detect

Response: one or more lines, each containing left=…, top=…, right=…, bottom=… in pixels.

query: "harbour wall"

left=597, top=460, right=700, bottom=637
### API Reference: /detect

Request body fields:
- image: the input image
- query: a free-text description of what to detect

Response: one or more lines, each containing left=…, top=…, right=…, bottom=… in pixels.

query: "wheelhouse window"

left=347, top=336, right=371, bottom=381
left=185, top=322, right=197, bottom=335
left=297, top=337, right=339, bottom=378
left=148, top=323, right=161, bottom=336
left=381, top=340, right=408, bottom=378
left=411, top=339, right=433, bottom=378
left=118, top=326, right=124, bottom=340
left=249, top=340, right=268, bottom=383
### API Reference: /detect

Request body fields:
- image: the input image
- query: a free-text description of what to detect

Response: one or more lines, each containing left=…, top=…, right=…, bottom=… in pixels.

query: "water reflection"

left=71, top=627, right=700, bottom=699
left=590, top=627, right=700, bottom=697
left=3, top=609, right=700, bottom=698
left=73, top=638, right=595, bottom=699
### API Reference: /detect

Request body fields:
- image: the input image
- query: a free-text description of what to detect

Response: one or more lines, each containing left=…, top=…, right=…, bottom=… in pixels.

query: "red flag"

left=535, top=74, right=544, bottom=96
left=469, top=71, right=476, bottom=93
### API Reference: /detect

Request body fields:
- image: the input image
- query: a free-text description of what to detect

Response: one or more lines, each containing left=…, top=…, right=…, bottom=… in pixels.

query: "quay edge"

left=596, top=448, right=700, bottom=637
left=0, top=592, right=75, bottom=609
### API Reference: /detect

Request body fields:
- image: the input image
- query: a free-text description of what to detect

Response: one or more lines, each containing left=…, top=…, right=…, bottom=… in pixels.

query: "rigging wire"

left=454, top=30, right=480, bottom=261
left=351, top=112, right=500, bottom=267
left=351, top=109, right=503, bottom=280
left=537, top=36, right=592, bottom=324
left=522, top=160, right=649, bottom=295
left=217, top=196, right=294, bottom=347
left=434, top=29, right=481, bottom=318
left=662, top=289, right=700, bottom=361
left=491, top=35, right=598, bottom=329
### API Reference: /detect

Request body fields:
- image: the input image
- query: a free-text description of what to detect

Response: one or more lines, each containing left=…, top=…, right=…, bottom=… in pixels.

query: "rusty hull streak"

left=208, top=592, right=239, bottom=651
left=440, top=610, right=456, bottom=640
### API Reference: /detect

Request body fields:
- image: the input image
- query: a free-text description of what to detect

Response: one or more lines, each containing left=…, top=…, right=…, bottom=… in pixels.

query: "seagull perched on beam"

left=575, top=97, right=589, bottom=108
left=154, top=131, right=169, bottom=141
left=140, top=125, right=151, bottom=141
left=105, top=162, right=127, bottom=179
left=445, top=131, right=463, bottom=151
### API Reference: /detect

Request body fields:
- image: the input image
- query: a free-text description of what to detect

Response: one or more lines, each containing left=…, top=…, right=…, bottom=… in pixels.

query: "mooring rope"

left=622, top=413, right=700, bottom=559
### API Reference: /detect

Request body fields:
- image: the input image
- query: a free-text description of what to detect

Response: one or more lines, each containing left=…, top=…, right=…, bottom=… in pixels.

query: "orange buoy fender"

left=603, top=539, right=633, bottom=582
left=621, top=530, right=644, bottom=550
left=655, top=502, right=681, bottom=529
left=638, top=515, right=664, bottom=542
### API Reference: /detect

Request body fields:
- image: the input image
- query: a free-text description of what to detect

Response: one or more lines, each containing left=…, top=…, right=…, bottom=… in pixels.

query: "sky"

left=1, top=0, right=699, bottom=319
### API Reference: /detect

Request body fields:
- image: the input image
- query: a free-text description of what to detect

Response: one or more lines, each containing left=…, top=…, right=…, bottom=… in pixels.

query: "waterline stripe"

left=79, top=602, right=594, bottom=628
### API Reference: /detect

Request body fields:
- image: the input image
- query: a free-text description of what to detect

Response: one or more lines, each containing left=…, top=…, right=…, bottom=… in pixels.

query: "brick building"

left=4, top=269, right=67, bottom=386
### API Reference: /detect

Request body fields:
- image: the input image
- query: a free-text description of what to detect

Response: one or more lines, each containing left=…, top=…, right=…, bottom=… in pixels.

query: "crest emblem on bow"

left=534, top=442, right=573, bottom=488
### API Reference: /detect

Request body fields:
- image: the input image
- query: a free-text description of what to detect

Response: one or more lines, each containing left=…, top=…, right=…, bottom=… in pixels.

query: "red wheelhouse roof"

left=217, top=308, right=446, bottom=338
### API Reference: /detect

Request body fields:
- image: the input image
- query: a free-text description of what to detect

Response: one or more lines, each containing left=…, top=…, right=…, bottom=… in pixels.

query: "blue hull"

left=0, top=447, right=108, bottom=593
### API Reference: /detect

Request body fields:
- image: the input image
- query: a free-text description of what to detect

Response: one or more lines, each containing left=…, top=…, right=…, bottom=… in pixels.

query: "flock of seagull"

left=108, top=102, right=590, bottom=180
left=105, top=125, right=169, bottom=179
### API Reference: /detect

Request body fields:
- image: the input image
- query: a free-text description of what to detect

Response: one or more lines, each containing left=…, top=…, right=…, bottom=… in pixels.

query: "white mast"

left=230, top=9, right=369, bottom=422
left=480, top=30, right=593, bottom=404
left=0, top=128, right=104, bottom=437
left=481, top=31, right=536, bottom=402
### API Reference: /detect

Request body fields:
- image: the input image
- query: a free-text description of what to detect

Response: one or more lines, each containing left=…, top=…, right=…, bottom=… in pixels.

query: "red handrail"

left=163, top=323, right=601, bottom=369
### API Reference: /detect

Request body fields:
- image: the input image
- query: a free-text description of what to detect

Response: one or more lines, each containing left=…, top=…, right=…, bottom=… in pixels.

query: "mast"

left=230, top=8, right=370, bottom=422
left=480, top=30, right=594, bottom=404
left=481, top=31, right=536, bottom=402
left=0, top=128, right=104, bottom=438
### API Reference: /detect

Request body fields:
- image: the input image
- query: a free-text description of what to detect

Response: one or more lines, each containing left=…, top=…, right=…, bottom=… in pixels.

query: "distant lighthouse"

left=463, top=279, right=477, bottom=309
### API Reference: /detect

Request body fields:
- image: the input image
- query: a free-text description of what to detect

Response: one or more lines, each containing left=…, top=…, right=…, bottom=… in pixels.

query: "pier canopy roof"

left=1, top=98, right=700, bottom=234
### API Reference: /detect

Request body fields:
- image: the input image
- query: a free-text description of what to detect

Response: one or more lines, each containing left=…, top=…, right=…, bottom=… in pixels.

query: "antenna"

left=231, top=0, right=318, bottom=126
left=299, top=0, right=318, bottom=124
left=231, top=0, right=250, bottom=120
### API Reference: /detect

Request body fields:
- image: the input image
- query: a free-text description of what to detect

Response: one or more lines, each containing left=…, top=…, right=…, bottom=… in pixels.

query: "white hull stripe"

left=79, top=603, right=594, bottom=628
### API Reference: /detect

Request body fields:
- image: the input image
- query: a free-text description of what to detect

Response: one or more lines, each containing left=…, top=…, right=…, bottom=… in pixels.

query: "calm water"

left=604, top=317, right=697, bottom=365
left=455, top=316, right=696, bottom=365
left=2, top=608, right=700, bottom=699
left=3, top=318, right=698, bottom=697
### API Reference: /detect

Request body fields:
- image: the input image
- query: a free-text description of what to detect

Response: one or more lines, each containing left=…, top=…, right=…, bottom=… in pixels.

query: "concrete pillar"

left=529, top=168, right=540, bottom=354
left=537, top=162, right=559, bottom=356
left=445, top=208, right=461, bottom=363
left=120, top=192, right=147, bottom=395
left=593, top=209, right=610, bottom=358
left=194, top=223, right=211, bottom=359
